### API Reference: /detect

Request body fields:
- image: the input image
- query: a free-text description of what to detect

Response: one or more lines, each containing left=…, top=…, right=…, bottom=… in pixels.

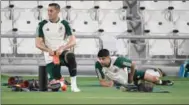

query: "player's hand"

left=108, top=81, right=114, bottom=87
left=48, top=49, right=54, bottom=56
left=56, top=46, right=64, bottom=56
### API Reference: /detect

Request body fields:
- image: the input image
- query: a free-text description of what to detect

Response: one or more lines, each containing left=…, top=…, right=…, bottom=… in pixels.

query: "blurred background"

left=1, top=0, right=189, bottom=77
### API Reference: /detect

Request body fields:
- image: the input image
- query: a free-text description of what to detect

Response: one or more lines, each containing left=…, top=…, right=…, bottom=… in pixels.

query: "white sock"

left=158, top=80, right=162, bottom=84
left=71, top=76, right=77, bottom=89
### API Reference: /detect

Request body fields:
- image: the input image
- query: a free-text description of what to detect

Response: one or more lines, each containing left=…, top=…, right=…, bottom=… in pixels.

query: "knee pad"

left=65, top=52, right=77, bottom=69
left=65, top=52, right=77, bottom=76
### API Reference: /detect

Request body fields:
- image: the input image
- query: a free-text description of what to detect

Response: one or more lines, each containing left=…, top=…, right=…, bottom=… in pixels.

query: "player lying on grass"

left=95, top=49, right=173, bottom=87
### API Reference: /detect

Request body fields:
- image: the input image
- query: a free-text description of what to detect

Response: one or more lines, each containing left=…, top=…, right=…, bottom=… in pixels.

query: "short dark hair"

left=49, top=3, right=60, bottom=10
left=97, top=49, right=110, bottom=57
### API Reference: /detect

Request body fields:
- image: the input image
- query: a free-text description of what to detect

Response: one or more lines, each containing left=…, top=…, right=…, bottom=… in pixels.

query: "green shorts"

left=46, top=51, right=69, bottom=80
left=133, top=70, right=145, bottom=81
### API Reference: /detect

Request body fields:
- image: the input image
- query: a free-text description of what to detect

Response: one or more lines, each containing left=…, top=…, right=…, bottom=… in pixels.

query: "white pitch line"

left=2, top=96, right=189, bottom=100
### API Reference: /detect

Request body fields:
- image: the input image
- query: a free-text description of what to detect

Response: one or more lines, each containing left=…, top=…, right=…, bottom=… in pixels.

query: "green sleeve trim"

left=37, top=20, right=48, bottom=38
left=95, top=62, right=105, bottom=80
left=61, top=20, right=72, bottom=36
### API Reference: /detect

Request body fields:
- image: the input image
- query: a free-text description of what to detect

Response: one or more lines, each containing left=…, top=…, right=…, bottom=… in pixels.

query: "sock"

left=71, top=76, right=77, bottom=89
left=158, top=80, right=162, bottom=84
left=156, top=80, right=162, bottom=85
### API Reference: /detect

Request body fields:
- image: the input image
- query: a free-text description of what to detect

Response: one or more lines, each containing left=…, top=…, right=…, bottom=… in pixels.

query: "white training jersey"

left=37, top=19, right=72, bottom=64
left=101, top=57, right=129, bottom=85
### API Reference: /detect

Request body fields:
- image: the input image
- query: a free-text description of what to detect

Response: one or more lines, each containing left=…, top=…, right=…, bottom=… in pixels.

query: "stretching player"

left=95, top=49, right=173, bottom=87
left=35, top=3, right=80, bottom=92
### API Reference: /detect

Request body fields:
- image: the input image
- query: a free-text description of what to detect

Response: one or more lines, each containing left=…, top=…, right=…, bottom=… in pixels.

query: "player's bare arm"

left=99, top=79, right=114, bottom=87
left=128, top=63, right=136, bottom=83
left=56, top=35, right=76, bottom=55
left=35, top=37, right=54, bottom=56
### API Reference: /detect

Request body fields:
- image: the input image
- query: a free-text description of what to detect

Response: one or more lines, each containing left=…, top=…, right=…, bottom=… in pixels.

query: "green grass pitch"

left=1, top=75, right=189, bottom=104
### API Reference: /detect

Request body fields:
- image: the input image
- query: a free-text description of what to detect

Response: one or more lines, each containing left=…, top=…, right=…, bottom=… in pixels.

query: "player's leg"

left=53, top=65, right=61, bottom=80
left=46, top=62, right=62, bottom=82
left=133, top=70, right=145, bottom=85
left=60, top=50, right=80, bottom=92
left=46, top=63, right=55, bottom=81
left=128, top=63, right=136, bottom=83
left=144, top=72, right=173, bottom=86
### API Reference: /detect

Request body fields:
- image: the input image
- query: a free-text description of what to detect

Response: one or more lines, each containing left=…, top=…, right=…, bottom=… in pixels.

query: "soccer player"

left=95, top=49, right=173, bottom=87
left=35, top=3, right=80, bottom=92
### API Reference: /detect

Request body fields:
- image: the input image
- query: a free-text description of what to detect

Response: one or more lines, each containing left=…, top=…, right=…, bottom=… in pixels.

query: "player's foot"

left=48, top=79, right=57, bottom=85
left=71, top=87, right=81, bottom=92
left=162, top=80, right=174, bottom=86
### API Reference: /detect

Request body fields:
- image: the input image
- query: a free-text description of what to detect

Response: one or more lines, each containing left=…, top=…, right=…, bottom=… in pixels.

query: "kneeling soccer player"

left=95, top=49, right=173, bottom=87
left=35, top=3, right=80, bottom=92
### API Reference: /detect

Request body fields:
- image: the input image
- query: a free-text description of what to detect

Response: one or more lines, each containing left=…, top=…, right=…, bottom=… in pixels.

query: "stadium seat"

left=139, top=1, right=170, bottom=10
left=69, top=1, right=94, bottom=9
left=1, top=11, right=13, bottom=33
left=141, top=9, right=174, bottom=56
left=140, top=1, right=189, bottom=56
left=100, top=34, right=117, bottom=55
left=71, top=11, right=98, bottom=32
left=116, top=39, right=129, bottom=56
left=172, top=1, right=189, bottom=10
left=148, top=39, right=174, bottom=56
left=98, top=1, right=123, bottom=9
left=175, top=12, right=189, bottom=55
left=143, top=11, right=174, bottom=33
left=99, top=11, right=127, bottom=33
left=177, top=40, right=189, bottom=55
left=175, top=13, right=189, bottom=33
left=1, top=1, right=9, bottom=8
left=13, top=1, right=37, bottom=9
left=9, top=2, right=38, bottom=33
left=1, top=38, right=13, bottom=54
left=74, top=39, right=100, bottom=55
left=14, top=10, right=40, bottom=34
left=1, top=2, right=14, bottom=54
left=17, top=38, right=42, bottom=54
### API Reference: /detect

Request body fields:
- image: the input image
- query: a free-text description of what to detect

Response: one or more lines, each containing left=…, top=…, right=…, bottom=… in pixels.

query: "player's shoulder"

left=115, top=56, right=124, bottom=61
left=60, top=20, right=70, bottom=25
left=95, top=61, right=102, bottom=68
left=116, top=56, right=130, bottom=61
left=38, top=20, right=48, bottom=25
left=114, top=56, right=132, bottom=65
left=95, top=61, right=101, bottom=66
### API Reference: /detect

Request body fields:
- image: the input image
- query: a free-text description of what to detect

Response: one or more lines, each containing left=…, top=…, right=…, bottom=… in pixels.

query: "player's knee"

left=144, top=73, right=159, bottom=82
left=152, top=76, right=159, bottom=82
left=66, top=52, right=77, bottom=68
